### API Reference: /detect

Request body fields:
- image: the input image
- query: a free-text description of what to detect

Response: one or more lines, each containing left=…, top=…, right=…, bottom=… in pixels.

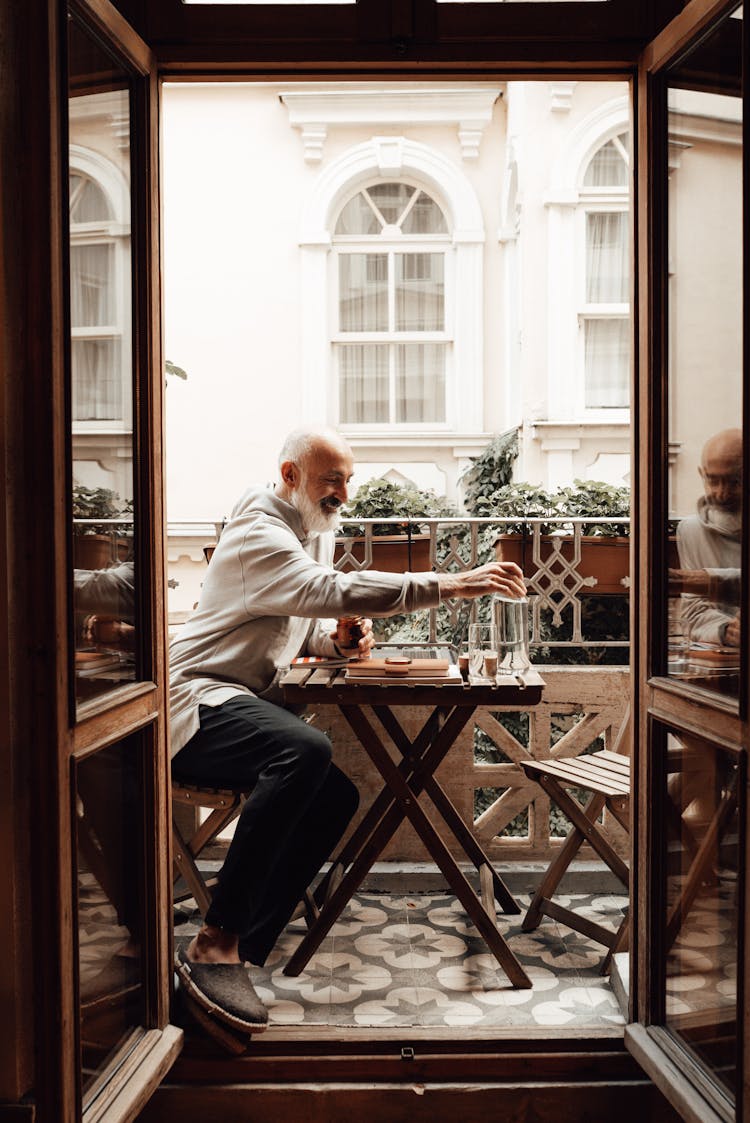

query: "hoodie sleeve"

left=237, top=515, right=440, bottom=621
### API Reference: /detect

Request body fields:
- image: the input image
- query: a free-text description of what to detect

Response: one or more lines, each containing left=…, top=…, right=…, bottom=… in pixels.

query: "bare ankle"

left=189, top=925, right=241, bottom=964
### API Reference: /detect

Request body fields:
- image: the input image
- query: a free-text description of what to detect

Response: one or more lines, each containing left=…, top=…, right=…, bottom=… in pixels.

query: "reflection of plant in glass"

left=72, top=484, right=133, bottom=536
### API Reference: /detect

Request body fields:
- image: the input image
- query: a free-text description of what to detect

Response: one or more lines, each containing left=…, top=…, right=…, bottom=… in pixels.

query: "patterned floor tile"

left=173, top=887, right=628, bottom=1029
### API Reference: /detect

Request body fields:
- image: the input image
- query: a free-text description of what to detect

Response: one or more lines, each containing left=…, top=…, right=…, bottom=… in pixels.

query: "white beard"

left=291, top=488, right=342, bottom=536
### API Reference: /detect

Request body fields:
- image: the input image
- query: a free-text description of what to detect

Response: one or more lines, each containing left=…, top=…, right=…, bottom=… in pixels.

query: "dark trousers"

left=171, top=695, right=359, bottom=965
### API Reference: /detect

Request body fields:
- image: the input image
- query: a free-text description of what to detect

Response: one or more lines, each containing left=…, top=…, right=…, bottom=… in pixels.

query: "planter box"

left=495, top=534, right=630, bottom=595
left=74, top=533, right=129, bottom=571
left=334, top=533, right=432, bottom=574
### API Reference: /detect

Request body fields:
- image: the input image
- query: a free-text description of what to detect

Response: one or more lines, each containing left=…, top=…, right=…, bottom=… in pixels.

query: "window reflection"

left=76, top=738, right=146, bottom=1103
left=68, top=14, right=137, bottom=706
left=665, top=5, right=743, bottom=700
left=663, top=730, right=740, bottom=1098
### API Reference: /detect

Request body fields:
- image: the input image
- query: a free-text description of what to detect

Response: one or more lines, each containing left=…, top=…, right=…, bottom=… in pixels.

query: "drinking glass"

left=667, top=598, right=690, bottom=675
left=468, top=623, right=498, bottom=684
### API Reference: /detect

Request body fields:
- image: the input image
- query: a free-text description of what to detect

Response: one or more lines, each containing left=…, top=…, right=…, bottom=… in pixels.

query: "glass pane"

left=366, top=183, right=415, bottom=227
left=584, top=134, right=629, bottom=187
left=70, top=245, right=115, bottom=326
left=401, top=192, right=448, bottom=235
left=335, top=191, right=381, bottom=236
left=338, top=254, right=388, bottom=331
left=72, top=340, right=122, bottom=420
left=70, top=174, right=113, bottom=222
left=663, top=728, right=740, bottom=1098
left=69, top=14, right=137, bottom=708
left=586, top=212, right=628, bottom=302
left=665, top=5, right=743, bottom=702
left=584, top=319, right=629, bottom=407
left=338, top=344, right=389, bottom=423
left=395, top=253, right=444, bottom=331
left=76, top=736, right=147, bottom=1106
left=395, top=343, right=446, bottom=423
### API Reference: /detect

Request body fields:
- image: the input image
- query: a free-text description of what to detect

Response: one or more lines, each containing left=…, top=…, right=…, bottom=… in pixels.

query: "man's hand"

left=438, top=561, right=526, bottom=601
left=724, top=614, right=741, bottom=647
left=330, top=617, right=376, bottom=660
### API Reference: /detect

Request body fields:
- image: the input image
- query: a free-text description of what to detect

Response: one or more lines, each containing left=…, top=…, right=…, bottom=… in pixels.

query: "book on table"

left=344, top=654, right=461, bottom=685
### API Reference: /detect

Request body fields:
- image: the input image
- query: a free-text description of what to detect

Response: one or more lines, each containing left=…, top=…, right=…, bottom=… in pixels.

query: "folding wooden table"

left=280, top=664, right=545, bottom=988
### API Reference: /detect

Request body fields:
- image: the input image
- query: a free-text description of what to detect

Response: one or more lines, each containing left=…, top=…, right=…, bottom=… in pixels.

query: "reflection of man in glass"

left=675, top=428, right=741, bottom=646
left=74, top=558, right=135, bottom=650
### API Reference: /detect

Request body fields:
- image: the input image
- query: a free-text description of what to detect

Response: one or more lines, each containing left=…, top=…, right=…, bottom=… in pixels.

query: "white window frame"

left=545, top=97, right=631, bottom=424
left=575, top=191, right=630, bottom=415
left=332, top=188, right=454, bottom=430
left=69, top=141, right=132, bottom=433
left=299, top=136, right=485, bottom=436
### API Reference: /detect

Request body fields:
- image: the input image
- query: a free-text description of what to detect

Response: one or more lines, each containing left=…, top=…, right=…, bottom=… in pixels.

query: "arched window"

left=579, top=131, right=630, bottom=409
left=333, top=181, right=451, bottom=426
left=68, top=148, right=131, bottom=428
left=298, top=136, right=484, bottom=435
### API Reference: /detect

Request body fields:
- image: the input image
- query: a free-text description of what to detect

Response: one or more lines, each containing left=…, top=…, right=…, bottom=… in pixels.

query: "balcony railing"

left=333, top=515, right=630, bottom=652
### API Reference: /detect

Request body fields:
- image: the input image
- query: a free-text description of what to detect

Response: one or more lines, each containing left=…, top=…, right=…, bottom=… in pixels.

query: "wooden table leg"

left=375, top=704, right=520, bottom=915
left=284, top=706, right=474, bottom=977
left=341, top=705, right=532, bottom=988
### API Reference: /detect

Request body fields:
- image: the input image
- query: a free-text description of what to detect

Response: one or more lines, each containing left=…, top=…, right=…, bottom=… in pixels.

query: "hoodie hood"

left=696, top=495, right=741, bottom=540
left=230, top=484, right=307, bottom=542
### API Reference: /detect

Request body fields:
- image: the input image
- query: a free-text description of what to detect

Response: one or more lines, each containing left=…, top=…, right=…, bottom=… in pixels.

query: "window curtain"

left=72, top=339, right=120, bottom=420
left=395, top=254, right=444, bottom=332
left=584, top=320, right=629, bottom=408
left=339, top=254, right=388, bottom=331
left=338, top=344, right=389, bottom=423
left=586, top=212, right=628, bottom=303
left=70, top=244, right=115, bottom=326
left=396, top=343, right=446, bottom=422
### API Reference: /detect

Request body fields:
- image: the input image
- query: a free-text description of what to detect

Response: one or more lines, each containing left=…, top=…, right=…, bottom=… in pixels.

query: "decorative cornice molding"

left=280, top=86, right=503, bottom=164
left=548, top=81, right=577, bottom=114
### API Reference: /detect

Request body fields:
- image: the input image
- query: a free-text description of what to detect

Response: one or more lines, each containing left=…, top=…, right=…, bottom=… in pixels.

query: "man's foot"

left=175, top=943, right=268, bottom=1034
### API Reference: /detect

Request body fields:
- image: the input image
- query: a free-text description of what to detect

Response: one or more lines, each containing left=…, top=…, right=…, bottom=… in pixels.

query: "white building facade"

left=68, top=79, right=742, bottom=617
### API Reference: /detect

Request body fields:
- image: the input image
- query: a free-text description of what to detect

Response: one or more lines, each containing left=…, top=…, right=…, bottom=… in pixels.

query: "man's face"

left=291, top=444, right=354, bottom=535
left=700, top=452, right=742, bottom=514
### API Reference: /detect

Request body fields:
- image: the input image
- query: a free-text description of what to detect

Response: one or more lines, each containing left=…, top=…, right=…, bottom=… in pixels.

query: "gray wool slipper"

left=175, top=944, right=268, bottom=1034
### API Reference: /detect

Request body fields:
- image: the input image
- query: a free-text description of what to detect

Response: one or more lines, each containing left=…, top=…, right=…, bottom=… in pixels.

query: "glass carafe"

left=493, top=594, right=530, bottom=677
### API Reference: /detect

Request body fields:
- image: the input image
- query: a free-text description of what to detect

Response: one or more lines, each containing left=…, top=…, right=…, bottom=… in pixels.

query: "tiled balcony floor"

left=174, top=888, right=628, bottom=1030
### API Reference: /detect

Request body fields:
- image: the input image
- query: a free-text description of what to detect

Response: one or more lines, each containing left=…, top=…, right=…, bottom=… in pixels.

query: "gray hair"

left=278, top=426, right=346, bottom=471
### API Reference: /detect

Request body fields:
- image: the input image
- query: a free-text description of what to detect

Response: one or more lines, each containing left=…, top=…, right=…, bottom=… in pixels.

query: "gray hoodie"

left=168, top=485, right=441, bottom=757
left=676, top=497, right=741, bottom=645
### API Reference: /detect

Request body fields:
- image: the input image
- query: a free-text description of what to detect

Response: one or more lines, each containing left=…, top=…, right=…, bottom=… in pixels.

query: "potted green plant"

left=335, top=478, right=455, bottom=573
left=489, top=479, right=631, bottom=594
left=72, top=485, right=133, bottom=570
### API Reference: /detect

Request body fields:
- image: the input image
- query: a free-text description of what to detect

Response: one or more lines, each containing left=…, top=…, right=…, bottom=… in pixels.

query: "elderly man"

left=169, top=425, right=526, bottom=1034
left=674, top=428, right=742, bottom=647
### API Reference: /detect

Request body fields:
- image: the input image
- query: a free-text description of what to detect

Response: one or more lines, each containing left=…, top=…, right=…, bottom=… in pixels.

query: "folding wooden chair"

left=518, top=711, right=631, bottom=974
left=172, top=781, right=249, bottom=916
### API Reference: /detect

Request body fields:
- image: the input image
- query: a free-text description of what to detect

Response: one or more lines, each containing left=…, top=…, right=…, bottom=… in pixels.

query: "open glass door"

left=628, top=3, right=746, bottom=1121
left=66, top=1, right=180, bottom=1118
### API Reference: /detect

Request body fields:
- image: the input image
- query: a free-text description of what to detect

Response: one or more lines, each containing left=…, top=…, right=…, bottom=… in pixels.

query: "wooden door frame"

left=628, top=1, right=748, bottom=1121
left=0, top=1, right=180, bottom=1120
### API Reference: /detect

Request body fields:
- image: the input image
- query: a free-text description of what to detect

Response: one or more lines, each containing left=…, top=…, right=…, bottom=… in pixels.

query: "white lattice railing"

left=170, top=515, right=631, bottom=652
left=334, top=515, right=631, bottom=652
